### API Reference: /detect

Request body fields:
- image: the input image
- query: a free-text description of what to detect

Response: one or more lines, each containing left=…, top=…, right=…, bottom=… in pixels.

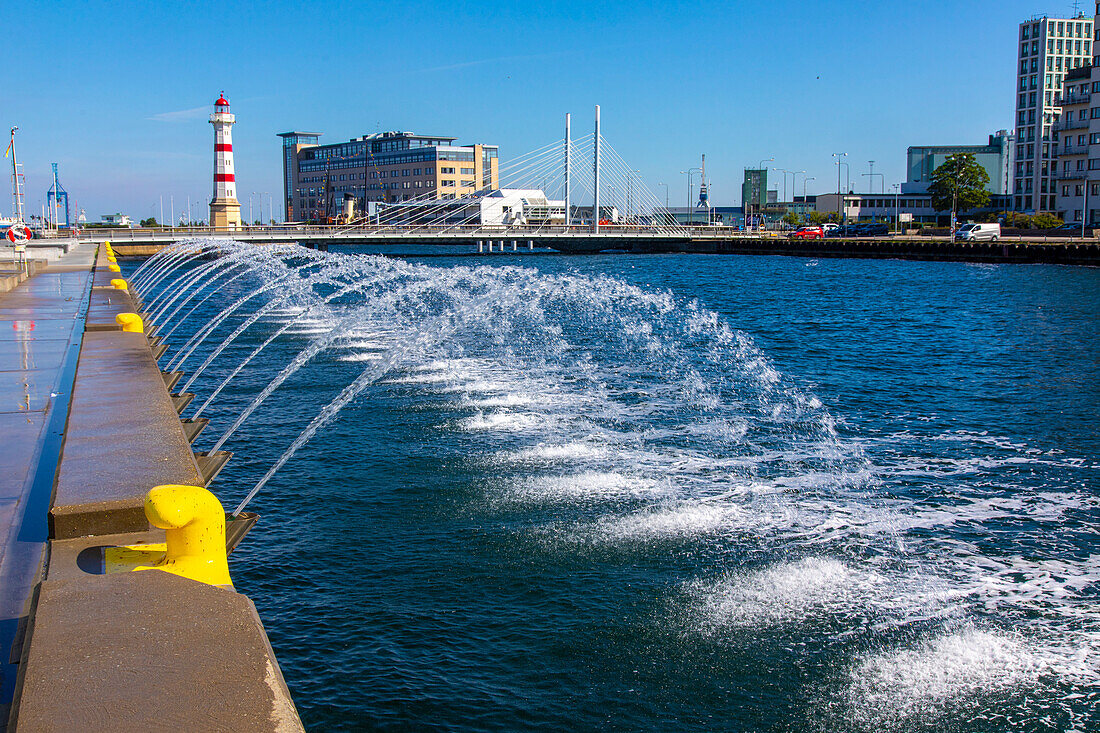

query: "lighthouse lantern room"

left=209, top=92, right=242, bottom=230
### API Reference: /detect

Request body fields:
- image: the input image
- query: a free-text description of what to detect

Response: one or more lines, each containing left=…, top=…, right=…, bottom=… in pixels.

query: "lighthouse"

left=209, top=92, right=242, bottom=230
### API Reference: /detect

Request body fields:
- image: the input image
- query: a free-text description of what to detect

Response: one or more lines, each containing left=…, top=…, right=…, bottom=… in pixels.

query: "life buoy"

left=6, top=226, right=31, bottom=243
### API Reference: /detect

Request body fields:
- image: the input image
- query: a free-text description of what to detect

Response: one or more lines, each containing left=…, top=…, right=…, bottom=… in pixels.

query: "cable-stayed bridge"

left=81, top=107, right=740, bottom=250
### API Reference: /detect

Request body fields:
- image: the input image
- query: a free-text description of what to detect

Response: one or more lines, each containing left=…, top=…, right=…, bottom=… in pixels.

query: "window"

left=442, top=179, right=455, bottom=187
left=460, top=167, right=474, bottom=174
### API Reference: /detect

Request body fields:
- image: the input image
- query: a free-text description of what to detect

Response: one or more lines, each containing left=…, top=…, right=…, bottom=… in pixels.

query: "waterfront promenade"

left=0, top=244, right=95, bottom=709
left=0, top=244, right=303, bottom=731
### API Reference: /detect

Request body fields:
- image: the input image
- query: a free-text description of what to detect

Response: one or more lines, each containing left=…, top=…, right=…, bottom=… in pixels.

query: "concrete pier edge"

left=3, top=244, right=303, bottom=731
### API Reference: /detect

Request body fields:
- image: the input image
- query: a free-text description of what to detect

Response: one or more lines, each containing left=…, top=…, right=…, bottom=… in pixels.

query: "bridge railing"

left=79, top=223, right=760, bottom=242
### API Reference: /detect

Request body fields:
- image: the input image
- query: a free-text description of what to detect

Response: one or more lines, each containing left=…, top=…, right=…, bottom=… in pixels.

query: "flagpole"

left=8, top=127, right=22, bottom=223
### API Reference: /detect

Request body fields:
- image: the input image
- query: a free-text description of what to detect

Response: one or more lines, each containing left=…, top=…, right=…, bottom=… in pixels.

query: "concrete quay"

left=0, top=244, right=303, bottom=731
left=85, top=226, right=1100, bottom=266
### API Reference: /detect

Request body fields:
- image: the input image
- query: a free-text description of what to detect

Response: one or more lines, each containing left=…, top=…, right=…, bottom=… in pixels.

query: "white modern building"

left=1015, top=14, right=1094, bottom=213
left=100, top=213, right=132, bottom=227
left=366, top=188, right=566, bottom=228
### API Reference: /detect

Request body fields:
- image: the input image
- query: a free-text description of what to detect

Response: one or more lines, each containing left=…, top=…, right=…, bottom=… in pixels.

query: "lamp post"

left=681, top=167, right=701, bottom=226
left=261, top=192, right=269, bottom=225
left=892, top=183, right=900, bottom=234
left=772, top=167, right=788, bottom=203
left=792, top=170, right=806, bottom=202
left=832, top=152, right=848, bottom=223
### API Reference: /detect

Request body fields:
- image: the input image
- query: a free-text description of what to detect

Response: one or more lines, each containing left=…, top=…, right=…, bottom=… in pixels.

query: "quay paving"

left=0, top=244, right=95, bottom=709
left=0, top=245, right=303, bottom=731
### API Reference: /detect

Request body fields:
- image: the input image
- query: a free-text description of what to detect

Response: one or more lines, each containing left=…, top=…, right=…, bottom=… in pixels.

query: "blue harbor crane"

left=46, top=162, right=70, bottom=228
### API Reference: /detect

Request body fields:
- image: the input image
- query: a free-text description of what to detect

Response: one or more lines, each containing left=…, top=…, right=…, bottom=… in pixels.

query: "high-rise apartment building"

left=278, top=130, right=499, bottom=223
left=1053, top=2, right=1100, bottom=224
left=1014, top=14, right=1093, bottom=213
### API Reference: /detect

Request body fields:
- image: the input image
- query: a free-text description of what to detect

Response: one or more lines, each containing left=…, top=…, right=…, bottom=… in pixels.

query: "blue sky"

left=4, top=1, right=1076, bottom=222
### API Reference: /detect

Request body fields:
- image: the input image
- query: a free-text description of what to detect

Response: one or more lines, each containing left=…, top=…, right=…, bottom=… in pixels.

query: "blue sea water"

left=127, top=248, right=1100, bottom=732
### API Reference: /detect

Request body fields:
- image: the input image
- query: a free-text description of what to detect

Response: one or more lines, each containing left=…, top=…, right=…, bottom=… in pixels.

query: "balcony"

left=1052, top=169, right=1087, bottom=181
left=1054, top=92, right=1092, bottom=106
left=1055, top=117, right=1090, bottom=132
left=1057, top=143, right=1091, bottom=156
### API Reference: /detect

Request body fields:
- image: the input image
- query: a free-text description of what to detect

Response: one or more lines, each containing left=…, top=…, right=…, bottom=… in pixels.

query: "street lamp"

left=681, top=168, right=702, bottom=226
left=249, top=192, right=257, bottom=227
left=832, top=153, right=848, bottom=224
left=260, top=192, right=269, bottom=225
left=792, top=170, right=806, bottom=202
left=772, top=167, right=788, bottom=202
left=892, top=182, right=900, bottom=234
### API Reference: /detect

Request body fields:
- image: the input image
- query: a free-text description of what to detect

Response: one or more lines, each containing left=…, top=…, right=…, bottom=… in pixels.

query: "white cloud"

left=147, top=105, right=209, bottom=122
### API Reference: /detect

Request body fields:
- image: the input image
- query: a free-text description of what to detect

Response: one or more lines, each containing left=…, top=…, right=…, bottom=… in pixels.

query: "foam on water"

left=843, top=628, right=1048, bottom=728
left=139, top=241, right=1100, bottom=730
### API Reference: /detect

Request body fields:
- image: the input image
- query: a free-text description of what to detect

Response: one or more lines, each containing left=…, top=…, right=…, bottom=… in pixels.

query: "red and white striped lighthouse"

left=209, top=91, right=242, bottom=229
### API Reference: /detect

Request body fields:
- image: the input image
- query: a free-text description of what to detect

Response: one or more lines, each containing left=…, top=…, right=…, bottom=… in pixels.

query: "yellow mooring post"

left=115, top=312, right=144, bottom=333
left=133, top=485, right=233, bottom=587
left=110, top=278, right=128, bottom=290
left=107, top=262, right=121, bottom=273
left=105, top=486, right=234, bottom=587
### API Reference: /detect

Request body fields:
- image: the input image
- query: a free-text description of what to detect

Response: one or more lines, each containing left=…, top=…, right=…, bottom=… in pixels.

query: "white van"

left=954, top=223, right=1000, bottom=242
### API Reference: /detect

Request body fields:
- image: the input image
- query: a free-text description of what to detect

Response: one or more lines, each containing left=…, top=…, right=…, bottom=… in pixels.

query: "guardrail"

left=1055, top=117, right=1089, bottom=132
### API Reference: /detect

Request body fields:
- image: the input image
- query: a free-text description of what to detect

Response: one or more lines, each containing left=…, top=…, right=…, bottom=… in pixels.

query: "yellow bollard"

left=108, top=262, right=121, bottom=273
left=110, top=278, right=128, bottom=290
left=115, top=312, right=144, bottom=333
left=134, top=485, right=233, bottom=587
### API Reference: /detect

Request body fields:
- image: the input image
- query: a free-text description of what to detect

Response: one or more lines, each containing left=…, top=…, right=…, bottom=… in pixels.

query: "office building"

left=1014, top=14, right=1093, bottom=213
left=741, top=169, right=767, bottom=209
left=904, top=132, right=1014, bottom=195
left=278, top=130, right=500, bottom=223
left=815, top=192, right=1012, bottom=224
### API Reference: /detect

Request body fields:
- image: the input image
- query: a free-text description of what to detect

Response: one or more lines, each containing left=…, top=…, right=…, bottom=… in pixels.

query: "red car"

left=789, top=226, right=824, bottom=240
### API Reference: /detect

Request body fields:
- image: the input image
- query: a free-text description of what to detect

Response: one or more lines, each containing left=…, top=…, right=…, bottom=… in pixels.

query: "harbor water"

left=127, top=249, right=1100, bottom=732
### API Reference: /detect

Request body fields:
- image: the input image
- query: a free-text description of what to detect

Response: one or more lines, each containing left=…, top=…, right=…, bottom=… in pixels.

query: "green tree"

left=807, top=211, right=827, bottom=225
left=140, top=217, right=158, bottom=227
left=1033, top=212, right=1063, bottom=229
left=929, top=154, right=991, bottom=217
left=782, top=212, right=802, bottom=227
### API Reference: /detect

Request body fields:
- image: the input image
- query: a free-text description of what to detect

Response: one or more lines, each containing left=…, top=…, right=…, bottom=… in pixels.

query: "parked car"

left=789, top=226, right=824, bottom=240
left=830, top=224, right=859, bottom=237
left=1045, top=222, right=1093, bottom=236
left=821, top=223, right=839, bottom=234
left=954, top=223, right=1001, bottom=242
left=863, top=223, right=890, bottom=236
